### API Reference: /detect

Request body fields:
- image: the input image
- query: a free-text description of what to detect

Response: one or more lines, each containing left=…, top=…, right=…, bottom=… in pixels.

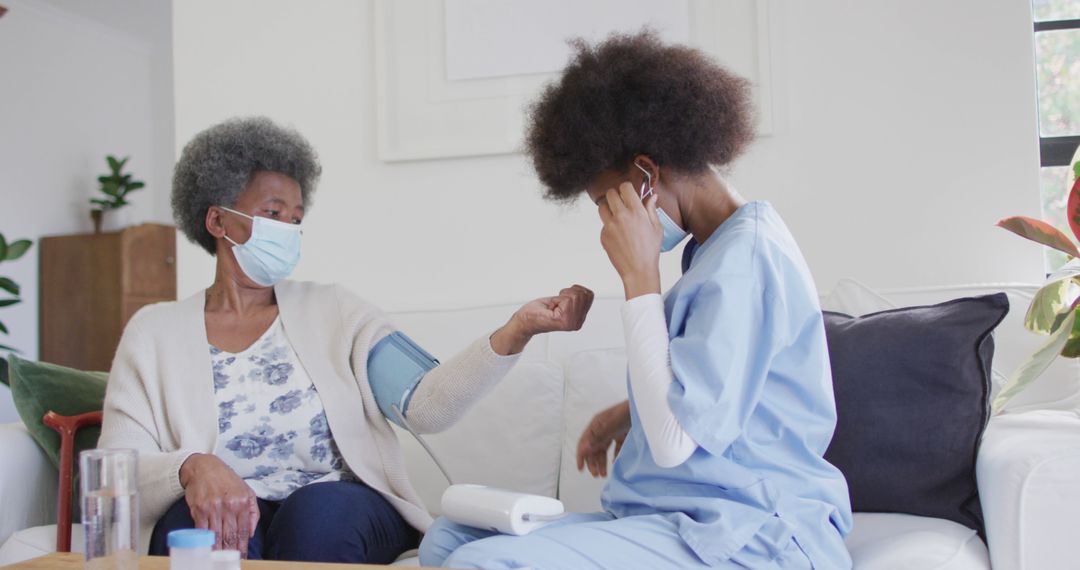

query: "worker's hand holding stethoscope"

left=597, top=181, right=663, bottom=300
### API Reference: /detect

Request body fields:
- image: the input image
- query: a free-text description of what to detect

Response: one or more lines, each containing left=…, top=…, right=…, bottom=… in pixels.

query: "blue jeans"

left=149, top=480, right=419, bottom=563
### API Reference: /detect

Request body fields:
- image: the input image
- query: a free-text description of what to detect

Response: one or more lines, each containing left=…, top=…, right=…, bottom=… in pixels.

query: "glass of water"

left=80, top=448, right=139, bottom=569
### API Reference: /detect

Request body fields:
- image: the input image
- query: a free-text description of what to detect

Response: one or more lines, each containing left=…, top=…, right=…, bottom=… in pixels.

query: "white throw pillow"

left=395, top=359, right=564, bottom=514
left=387, top=305, right=564, bottom=513
left=819, top=278, right=897, bottom=316
left=557, top=348, right=631, bottom=513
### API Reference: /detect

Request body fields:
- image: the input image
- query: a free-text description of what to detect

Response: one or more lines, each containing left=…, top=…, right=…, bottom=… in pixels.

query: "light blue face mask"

left=635, top=163, right=689, bottom=252
left=220, top=207, right=302, bottom=287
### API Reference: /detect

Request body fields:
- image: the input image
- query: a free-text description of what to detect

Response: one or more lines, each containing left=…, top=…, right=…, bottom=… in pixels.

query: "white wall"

left=0, top=0, right=173, bottom=421
left=736, top=0, right=1044, bottom=290
left=172, top=0, right=1044, bottom=313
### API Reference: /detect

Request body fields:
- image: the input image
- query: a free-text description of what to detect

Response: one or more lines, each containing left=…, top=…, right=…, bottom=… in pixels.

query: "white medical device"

left=441, top=484, right=566, bottom=536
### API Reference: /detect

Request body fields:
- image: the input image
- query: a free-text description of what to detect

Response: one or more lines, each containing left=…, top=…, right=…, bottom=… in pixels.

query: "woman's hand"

left=577, top=400, right=632, bottom=478
left=179, top=453, right=259, bottom=558
left=598, top=183, right=662, bottom=300
left=490, top=285, right=594, bottom=355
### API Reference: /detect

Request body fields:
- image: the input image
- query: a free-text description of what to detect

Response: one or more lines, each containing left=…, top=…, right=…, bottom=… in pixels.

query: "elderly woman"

left=98, top=117, right=593, bottom=563
left=420, top=32, right=853, bottom=569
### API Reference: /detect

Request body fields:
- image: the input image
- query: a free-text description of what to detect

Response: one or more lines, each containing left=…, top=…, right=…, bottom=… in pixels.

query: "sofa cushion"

left=388, top=304, right=563, bottom=510
left=819, top=278, right=897, bottom=317
left=0, top=524, right=83, bottom=566
left=7, top=355, right=107, bottom=471
left=557, top=348, right=630, bottom=512
left=395, top=358, right=564, bottom=513
left=823, top=294, right=1008, bottom=535
left=846, top=513, right=989, bottom=569
left=0, top=423, right=57, bottom=550
left=977, top=410, right=1080, bottom=570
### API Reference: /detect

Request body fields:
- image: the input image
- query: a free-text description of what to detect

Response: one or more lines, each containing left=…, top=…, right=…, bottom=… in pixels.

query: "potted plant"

left=0, top=232, right=32, bottom=384
left=90, top=155, right=145, bottom=233
left=995, top=148, right=1080, bottom=413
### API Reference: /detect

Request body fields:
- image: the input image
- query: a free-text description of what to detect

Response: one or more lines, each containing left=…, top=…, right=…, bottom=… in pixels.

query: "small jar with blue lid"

left=167, top=529, right=215, bottom=570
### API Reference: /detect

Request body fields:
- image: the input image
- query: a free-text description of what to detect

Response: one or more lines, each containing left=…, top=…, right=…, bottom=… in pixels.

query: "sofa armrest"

left=977, top=410, right=1080, bottom=570
left=0, top=423, right=57, bottom=548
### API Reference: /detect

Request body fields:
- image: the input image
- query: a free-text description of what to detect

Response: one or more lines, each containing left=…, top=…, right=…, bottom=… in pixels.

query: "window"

left=1032, top=0, right=1080, bottom=269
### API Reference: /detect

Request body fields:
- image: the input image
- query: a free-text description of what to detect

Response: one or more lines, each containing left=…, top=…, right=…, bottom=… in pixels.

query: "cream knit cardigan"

left=98, top=280, right=519, bottom=550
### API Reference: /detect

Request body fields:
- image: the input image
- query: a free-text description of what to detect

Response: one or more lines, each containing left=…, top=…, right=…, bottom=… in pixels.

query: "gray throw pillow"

left=822, top=293, right=1008, bottom=536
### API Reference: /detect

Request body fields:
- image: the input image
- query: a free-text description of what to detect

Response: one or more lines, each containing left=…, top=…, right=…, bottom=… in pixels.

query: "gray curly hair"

left=172, top=116, right=322, bottom=255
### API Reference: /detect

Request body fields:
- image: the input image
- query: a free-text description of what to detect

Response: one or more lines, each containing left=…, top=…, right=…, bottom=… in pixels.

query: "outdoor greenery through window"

left=1032, top=0, right=1080, bottom=270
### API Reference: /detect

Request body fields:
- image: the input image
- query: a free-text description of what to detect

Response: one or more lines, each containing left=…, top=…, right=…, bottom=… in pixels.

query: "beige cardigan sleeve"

left=341, top=285, right=520, bottom=435
left=98, top=316, right=200, bottom=525
left=403, top=337, right=520, bottom=434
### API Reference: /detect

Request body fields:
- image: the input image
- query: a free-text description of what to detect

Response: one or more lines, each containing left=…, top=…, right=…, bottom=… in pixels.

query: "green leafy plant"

left=995, top=151, right=1080, bottom=413
left=90, top=155, right=145, bottom=211
left=0, top=232, right=33, bottom=354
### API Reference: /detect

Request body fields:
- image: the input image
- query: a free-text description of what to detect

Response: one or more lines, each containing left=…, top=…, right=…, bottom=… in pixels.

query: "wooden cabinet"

left=39, top=223, right=176, bottom=371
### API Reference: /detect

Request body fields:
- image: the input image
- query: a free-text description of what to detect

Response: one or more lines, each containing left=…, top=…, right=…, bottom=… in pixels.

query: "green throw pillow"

left=8, top=354, right=108, bottom=471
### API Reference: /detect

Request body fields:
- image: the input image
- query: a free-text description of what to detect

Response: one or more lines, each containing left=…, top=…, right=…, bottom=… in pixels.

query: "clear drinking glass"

left=80, top=449, right=139, bottom=570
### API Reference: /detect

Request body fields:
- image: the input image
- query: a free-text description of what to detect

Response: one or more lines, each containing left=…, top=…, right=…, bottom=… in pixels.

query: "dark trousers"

left=149, top=480, right=419, bottom=563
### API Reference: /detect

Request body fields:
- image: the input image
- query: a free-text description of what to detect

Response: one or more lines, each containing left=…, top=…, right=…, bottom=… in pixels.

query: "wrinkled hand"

left=513, top=284, right=594, bottom=336
left=179, top=454, right=258, bottom=558
left=577, top=400, right=631, bottom=478
left=491, top=285, right=594, bottom=355
left=598, top=184, right=662, bottom=299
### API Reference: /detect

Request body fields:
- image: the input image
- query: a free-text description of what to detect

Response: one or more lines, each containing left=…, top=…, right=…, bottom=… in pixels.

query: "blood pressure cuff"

left=367, top=331, right=439, bottom=427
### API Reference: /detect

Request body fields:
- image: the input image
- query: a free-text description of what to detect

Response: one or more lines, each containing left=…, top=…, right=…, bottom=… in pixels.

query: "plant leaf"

left=1067, top=177, right=1080, bottom=244
left=0, top=278, right=18, bottom=296
left=997, top=216, right=1080, bottom=258
left=127, top=182, right=145, bottom=191
left=4, top=240, right=31, bottom=261
left=0, top=234, right=6, bottom=262
left=992, top=310, right=1077, bottom=414
left=107, top=155, right=120, bottom=172
left=117, top=156, right=129, bottom=169
left=0, top=344, right=18, bottom=353
left=1025, top=260, right=1080, bottom=334
left=1063, top=313, right=1080, bottom=358
left=0, top=320, right=8, bottom=335
left=0, top=299, right=21, bottom=308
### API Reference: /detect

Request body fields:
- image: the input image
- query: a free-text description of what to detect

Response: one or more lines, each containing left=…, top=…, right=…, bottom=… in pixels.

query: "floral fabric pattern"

left=210, top=317, right=351, bottom=500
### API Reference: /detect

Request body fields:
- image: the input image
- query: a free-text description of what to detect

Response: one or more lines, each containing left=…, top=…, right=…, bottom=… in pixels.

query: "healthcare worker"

left=419, top=30, right=853, bottom=569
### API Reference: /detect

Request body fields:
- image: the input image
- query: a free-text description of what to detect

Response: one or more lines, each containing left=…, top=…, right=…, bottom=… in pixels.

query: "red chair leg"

left=42, top=410, right=104, bottom=553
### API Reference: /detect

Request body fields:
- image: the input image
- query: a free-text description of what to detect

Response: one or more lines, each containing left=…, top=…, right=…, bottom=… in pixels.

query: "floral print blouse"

left=210, top=316, right=352, bottom=500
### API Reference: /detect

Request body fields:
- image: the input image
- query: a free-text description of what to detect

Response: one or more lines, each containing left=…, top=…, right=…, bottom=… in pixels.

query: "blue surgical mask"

left=220, top=207, right=302, bottom=287
left=635, top=163, right=689, bottom=252
left=656, top=207, right=689, bottom=252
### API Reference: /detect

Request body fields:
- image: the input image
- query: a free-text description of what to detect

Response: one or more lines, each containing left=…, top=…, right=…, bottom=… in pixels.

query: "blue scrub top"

left=601, top=201, right=853, bottom=568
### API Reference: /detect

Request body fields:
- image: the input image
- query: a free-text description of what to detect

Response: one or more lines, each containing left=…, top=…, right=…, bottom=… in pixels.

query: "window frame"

left=1033, top=16, right=1080, bottom=167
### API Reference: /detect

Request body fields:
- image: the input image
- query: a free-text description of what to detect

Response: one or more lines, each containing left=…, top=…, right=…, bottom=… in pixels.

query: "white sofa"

left=2, top=282, right=1079, bottom=569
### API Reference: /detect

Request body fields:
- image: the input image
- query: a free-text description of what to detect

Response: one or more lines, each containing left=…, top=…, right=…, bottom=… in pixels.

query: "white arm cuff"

left=622, top=293, right=697, bottom=468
